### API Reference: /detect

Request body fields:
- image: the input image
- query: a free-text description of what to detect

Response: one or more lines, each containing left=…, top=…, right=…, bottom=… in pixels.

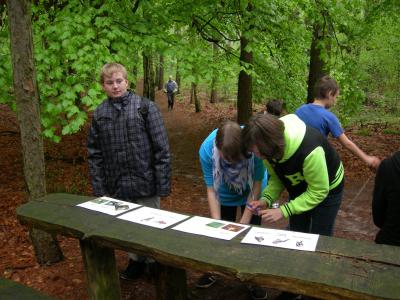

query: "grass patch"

left=356, top=128, right=372, bottom=136
left=383, top=128, right=400, bottom=135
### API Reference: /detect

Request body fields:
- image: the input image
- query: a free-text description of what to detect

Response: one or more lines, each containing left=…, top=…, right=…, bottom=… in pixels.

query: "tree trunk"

left=210, top=78, right=218, bottom=104
left=210, top=43, right=218, bottom=103
left=237, top=2, right=253, bottom=124
left=143, top=52, right=155, bottom=101
left=131, top=50, right=139, bottom=92
left=237, top=35, right=253, bottom=124
left=191, top=82, right=201, bottom=112
left=156, top=55, right=164, bottom=90
left=7, top=0, right=62, bottom=264
left=306, top=20, right=331, bottom=103
left=175, top=61, right=181, bottom=94
left=149, top=55, right=156, bottom=101
left=190, top=82, right=194, bottom=104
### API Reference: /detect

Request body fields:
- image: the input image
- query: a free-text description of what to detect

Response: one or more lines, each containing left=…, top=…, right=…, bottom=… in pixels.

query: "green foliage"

left=383, top=129, right=400, bottom=135
left=0, top=5, right=13, bottom=109
left=1, top=0, right=398, bottom=141
left=31, top=0, right=143, bottom=141
left=355, top=127, right=372, bottom=137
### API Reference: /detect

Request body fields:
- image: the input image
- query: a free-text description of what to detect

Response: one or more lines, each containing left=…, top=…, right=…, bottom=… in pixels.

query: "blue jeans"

left=288, top=189, right=343, bottom=236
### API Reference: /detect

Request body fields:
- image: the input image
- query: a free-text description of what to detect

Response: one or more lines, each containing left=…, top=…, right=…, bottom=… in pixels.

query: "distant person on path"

left=265, top=99, right=285, bottom=117
left=197, top=121, right=268, bottom=300
left=295, top=75, right=380, bottom=170
left=87, top=62, right=171, bottom=280
left=164, top=75, right=178, bottom=111
left=372, top=151, right=400, bottom=246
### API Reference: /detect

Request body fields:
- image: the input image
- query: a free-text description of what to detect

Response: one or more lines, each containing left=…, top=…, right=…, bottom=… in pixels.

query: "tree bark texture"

left=157, top=55, right=164, bottom=90
left=7, top=0, right=62, bottom=264
left=131, top=50, right=138, bottom=92
left=193, top=83, right=201, bottom=112
left=175, top=62, right=181, bottom=94
left=307, top=22, right=331, bottom=103
left=237, top=35, right=253, bottom=124
left=210, top=78, right=218, bottom=104
left=143, top=52, right=155, bottom=101
left=190, top=82, right=195, bottom=104
left=210, top=43, right=218, bottom=103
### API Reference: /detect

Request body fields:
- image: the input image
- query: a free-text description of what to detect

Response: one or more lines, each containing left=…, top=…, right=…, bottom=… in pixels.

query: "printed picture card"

left=77, top=196, right=141, bottom=216
left=172, top=216, right=250, bottom=240
left=117, top=206, right=190, bottom=229
left=241, top=227, right=319, bottom=251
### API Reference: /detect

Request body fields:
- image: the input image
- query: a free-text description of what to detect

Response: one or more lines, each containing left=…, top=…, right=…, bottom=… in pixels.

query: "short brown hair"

left=315, top=75, right=339, bottom=100
left=100, top=63, right=128, bottom=84
left=215, top=121, right=243, bottom=162
left=242, top=113, right=285, bottom=161
left=266, top=99, right=284, bottom=117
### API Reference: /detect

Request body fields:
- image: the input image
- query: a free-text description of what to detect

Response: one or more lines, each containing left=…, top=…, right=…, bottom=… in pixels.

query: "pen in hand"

left=246, top=202, right=260, bottom=215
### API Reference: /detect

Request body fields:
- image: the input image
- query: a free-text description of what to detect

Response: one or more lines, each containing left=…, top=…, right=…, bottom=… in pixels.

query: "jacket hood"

left=279, top=114, right=306, bottom=162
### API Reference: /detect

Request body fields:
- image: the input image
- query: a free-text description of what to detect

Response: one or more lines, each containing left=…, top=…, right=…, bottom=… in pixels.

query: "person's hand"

left=259, top=208, right=283, bottom=223
left=246, top=200, right=267, bottom=215
left=366, top=155, right=381, bottom=171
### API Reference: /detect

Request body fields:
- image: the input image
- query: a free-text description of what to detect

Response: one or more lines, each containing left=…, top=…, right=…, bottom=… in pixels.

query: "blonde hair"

left=100, top=63, right=127, bottom=84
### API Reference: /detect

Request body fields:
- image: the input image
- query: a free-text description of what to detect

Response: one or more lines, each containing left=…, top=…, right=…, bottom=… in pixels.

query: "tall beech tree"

left=306, top=1, right=333, bottom=103
left=7, top=0, right=62, bottom=264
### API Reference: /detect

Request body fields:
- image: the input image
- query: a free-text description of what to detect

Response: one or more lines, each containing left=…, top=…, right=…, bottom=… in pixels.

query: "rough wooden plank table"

left=17, top=193, right=400, bottom=300
left=0, top=278, right=55, bottom=300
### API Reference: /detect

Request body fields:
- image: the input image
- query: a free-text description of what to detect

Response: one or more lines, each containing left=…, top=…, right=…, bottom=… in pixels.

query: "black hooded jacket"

left=372, top=151, right=400, bottom=246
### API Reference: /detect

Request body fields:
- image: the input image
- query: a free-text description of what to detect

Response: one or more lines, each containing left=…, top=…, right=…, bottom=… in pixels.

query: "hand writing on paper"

left=246, top=200, right=267, bottom=215
left=259, top=208, right=283, bottom=223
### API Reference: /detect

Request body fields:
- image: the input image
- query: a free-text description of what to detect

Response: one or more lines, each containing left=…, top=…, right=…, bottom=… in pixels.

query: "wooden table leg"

left=80, top=239, right=121, bottom=300
left=155, top=263, right=187, bottom=300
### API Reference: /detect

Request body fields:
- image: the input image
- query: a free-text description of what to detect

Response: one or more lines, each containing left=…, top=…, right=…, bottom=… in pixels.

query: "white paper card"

left=172, top=216, right=250, bottom=240
left=117, top=206, right=190, bottom=229
left=241, top=227, right=319, bottom=251
left=77, top=197, right=140, bottom=216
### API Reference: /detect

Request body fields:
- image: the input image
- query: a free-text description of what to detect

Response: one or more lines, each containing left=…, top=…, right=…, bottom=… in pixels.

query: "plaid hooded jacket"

left=87, top=92, right=171, bottom=200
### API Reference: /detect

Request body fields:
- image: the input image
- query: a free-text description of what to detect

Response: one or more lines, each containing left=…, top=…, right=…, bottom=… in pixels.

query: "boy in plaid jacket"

left=88, top=62, right=171, bottom=279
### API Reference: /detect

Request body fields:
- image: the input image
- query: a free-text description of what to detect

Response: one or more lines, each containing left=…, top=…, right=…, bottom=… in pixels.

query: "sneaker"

left=249, top=286, right=268, bottom=300
left=120, top=259, right=145, bottom=280
left=195, top=273, right=217, bottom=288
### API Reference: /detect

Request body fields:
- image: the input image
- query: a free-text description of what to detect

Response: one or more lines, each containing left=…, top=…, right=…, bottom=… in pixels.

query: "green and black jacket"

left=261, top=114, right=344, bottom=218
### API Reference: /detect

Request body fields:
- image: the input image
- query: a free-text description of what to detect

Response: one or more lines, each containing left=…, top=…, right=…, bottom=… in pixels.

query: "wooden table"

left=17, top=193, right=400, bottom=300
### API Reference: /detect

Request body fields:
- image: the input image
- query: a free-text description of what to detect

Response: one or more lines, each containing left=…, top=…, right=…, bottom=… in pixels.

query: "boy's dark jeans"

left=288, top=189, right=343, bottom=236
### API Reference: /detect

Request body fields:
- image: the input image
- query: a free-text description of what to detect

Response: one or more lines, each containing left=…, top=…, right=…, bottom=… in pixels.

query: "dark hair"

left=242, top=114, right=285, bottom=161
left=315, top=75, right=339, bottom=100
left=266, top=99, right=284, bottom=117
left=215, top=121, right=244, bottom=162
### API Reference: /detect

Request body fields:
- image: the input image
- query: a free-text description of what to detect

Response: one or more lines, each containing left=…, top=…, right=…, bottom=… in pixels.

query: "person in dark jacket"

left=163, top=75, right=178, bottom=111
left=372, top=151, right=400, bottom=246
left=87, top=62, right=171, bottom=279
